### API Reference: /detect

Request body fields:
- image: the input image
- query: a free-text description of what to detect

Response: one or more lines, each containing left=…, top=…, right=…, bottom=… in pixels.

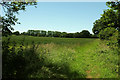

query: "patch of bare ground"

left=86, top=70, right=92, bottom=79
left=86, top=66, right=100, bottom=78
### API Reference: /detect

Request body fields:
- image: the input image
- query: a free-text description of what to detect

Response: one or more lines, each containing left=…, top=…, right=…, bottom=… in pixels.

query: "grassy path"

left=43, top=38, right=118, bottom=78
left=69, top=39, right=118, bottom=78
left=69, top=39, right=100, bottom=78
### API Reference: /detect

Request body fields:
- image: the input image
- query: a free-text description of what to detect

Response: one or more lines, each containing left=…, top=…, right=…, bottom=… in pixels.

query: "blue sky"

left=13, top=2, right=109, bottom=34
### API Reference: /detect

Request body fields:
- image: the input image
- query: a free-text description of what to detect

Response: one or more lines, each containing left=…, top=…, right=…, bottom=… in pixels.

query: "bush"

left=107, top=31, right=119, bottom=49
left=2, top=38, right=44, bottom=79
left=99, top=27, right=119, bottom=49
left=99, top=27, right=118, bottom=40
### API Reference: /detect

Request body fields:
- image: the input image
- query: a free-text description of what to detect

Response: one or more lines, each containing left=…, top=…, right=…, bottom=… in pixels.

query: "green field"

left=3, top=35, right=119, bottom=78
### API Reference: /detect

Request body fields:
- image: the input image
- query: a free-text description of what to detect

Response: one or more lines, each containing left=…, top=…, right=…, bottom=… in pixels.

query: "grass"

left=3, top=35, right=119, bottom=78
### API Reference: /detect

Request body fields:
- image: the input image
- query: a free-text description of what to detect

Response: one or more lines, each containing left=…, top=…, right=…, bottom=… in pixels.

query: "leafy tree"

left=80, top=30, right=91, bottom=38
left=99, top=27, right=119, bottom=49
left=101, top=9, right=117, bottom=28
left=21, top=30, right=93, bottom=38
left=106, top=1, right=120, bottom=28
left=53, top=31, right=61, bottom=37
left=21, top=32, right=27, bottom=35
left=74, top=32, right=80, bottom=38
left=40, top=30, right=46, bottom=37
left=27, top=30, right=34, bottom=36
left=60, top=32, right=67, bottom=38
left=106, top=1, right=120, bottom=45
left=66, top=33, right=74, bottom=38
left=92, top=9, right=117, bottom=35
left=92, top=19, right=104, bottom=34
left=0, top=2, right=37, bottom=36
left=48, top=31, right=54, bottom=37
left=99, top=27, right=118, bottom=40
left=93, top=1, right=120, bottom=48
left=34, top=30, right=40, bottom=36
left=13, top=31, right=20, bottom=35
left=27, top=30, right=32, bottom=36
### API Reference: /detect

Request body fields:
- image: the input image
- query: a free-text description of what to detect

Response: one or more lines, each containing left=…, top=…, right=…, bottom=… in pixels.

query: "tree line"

left=13, top=30, right=98, bottom=38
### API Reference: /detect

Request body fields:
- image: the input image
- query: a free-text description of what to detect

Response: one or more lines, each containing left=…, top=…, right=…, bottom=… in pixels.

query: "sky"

left=10, top=2, right=109, bottom=34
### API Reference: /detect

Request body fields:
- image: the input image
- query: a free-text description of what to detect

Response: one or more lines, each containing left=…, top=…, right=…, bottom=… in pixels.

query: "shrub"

left=107, top=30, right=119, bottom=49
left=2, top=38, right=44, bottom=79
left=99, top=27, right=119, bottom=49
left=98, top=27, right=118, bottom=40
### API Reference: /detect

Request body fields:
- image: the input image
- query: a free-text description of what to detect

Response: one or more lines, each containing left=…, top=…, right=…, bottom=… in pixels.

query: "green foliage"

left=92, top=19, right=105, bottom=34
left=3, top=36, right=89, bottom=78
left=53, top=31, right=61, bottom=37
left=99, top=27, right=119, bottom=49
left=3, top=36, right=119, bottom=78
left=40, top=30, right=47, bottom=37
left=92, top=9, right=117, bottom=35
left=106, top=1, right=120, bottom=11
left=21, top=32, right=27, bottom=35
left=47, top=31, right=54, bottom=37
left=91, top=34, right=98, bottom=38
left=2, top=38, right=45, bottom=79
left=0, top=2, right=37, bottom=36
left=107, top=31, right=119, bottom=49
left=22, top=29, right=94, bottom=38
left=80, top=30, right=91, bottom=38
left=101, top=9, right=117, bottom=28
left=106, top=1, right=120, bottom=46
left=60, top=32, right=67, bottom=38
left=98, top=27, right=118, bottom=40
left=66, top=33, right=74, bottom=38
left=92, top=1, right=120, bottom=50
left=13, top=31, right=20, bottom=35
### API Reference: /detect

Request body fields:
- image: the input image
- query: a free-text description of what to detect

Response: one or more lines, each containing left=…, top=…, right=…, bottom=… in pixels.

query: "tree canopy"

left=92, top=1, right=120, bottom=47
left=92, top=9, right=118, bottom=35
left=93, top=1, right=120, bottom=34
left=0, top=2, right=37, bottom=36
left=20, top=29, right=94, bottom=38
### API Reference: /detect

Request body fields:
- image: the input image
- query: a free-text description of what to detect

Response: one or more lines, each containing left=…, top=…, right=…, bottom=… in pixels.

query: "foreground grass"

left=3, top=35, right=119, bottom=78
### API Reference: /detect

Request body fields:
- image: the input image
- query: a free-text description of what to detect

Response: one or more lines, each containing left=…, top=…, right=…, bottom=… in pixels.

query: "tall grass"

left=2, top=35, right=119, bottom=78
